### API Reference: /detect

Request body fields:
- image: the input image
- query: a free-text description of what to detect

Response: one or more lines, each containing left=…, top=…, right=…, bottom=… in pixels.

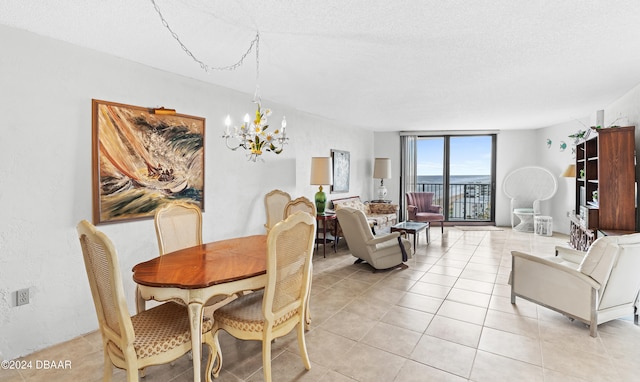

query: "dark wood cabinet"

left=571, top=126, right=636, bottom=249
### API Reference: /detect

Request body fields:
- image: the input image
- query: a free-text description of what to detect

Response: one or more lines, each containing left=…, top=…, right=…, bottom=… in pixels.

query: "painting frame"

left=91, top=99, right=205, bottom=225
left=331, top=149, right=350, bottom=193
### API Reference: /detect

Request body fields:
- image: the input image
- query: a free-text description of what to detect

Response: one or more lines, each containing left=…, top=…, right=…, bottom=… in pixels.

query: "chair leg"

left=103, top=350, right=113, bottom=382
left=297, top=322, right=311, bottom=370
left=262, top=337, right=273, bottom=382
left=440, top=221, right=444, bottom=233
left=212, top=330, right=223, bottom=379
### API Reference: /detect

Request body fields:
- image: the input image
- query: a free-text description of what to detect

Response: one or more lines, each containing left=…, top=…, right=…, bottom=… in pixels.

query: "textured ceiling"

left=3, top=1, right=640, bottom=131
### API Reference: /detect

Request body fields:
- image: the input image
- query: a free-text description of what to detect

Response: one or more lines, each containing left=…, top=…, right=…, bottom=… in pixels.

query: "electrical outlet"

left=16, top=288, right=29, bottom=306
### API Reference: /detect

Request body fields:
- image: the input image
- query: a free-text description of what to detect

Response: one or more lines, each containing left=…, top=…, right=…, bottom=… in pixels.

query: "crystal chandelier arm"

left=150, top=0, right=259, bottom=73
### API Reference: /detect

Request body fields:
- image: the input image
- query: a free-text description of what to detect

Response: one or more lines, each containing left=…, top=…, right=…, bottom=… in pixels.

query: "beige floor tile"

left=361, top=322, right=422, bottom=357
left=319, top=309, right=378, bottom=341
left=470, top=350, right=544, bottom=382
left=418, top=272, right=458, bottom=287
left=410, top=335, right=476, bottom=378
left=425, top=315, right=482, bottom=348
left=408, top=280, right=451, bottom=299
left=381, top=305, right=434, bottom=333
left=478, top=327, right=542, bottom=366
left=446, top=288, right=492, bottom=308
left=342, top=295, right=393, bottom=321
left=333, top=342, right=406, bottom=381
left=483, top=309, right=540, bottom=338
left=394, top=359, right=467, bottom=382
left=397, top=291, right=444, bottom=314
left=437, top=300, right=487, bottom=325
left=453, top=277, right=494, bottom=294
left=490, top=294, right=538, bottom=318
left=540, top=340, right=621, bottom=382
left=13, top=228, right=638, bottom=382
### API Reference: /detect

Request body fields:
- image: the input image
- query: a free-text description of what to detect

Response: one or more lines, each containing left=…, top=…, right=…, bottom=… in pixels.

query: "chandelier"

left=150, top=0, right=289, bottom=162
left=223, top=104, right=288, bottom=162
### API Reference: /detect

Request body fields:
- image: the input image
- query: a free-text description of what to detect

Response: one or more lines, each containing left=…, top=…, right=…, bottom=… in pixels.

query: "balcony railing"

left=416, top=182, right=492, bottom=221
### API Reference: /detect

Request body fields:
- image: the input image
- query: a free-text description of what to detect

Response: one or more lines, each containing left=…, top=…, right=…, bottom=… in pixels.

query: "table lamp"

left=561, top=164, right=576, bottom=177
left=310, top=157, right=333, bottom=214
left=373, top=158, right=391, bottom=201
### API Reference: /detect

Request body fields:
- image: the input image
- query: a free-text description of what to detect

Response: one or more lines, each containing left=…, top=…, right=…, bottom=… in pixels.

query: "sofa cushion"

left=334, top=198, right=371, bottom=215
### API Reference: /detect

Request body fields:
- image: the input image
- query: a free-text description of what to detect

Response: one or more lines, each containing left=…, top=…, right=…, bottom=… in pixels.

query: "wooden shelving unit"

left=570, top=126, right=636, bottom=250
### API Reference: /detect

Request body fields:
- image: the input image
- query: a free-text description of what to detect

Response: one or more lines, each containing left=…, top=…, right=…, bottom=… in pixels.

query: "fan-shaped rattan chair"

left=77, top=220, right=217, bottom=381
left=264, top=189, right=292, bottom=233
left=503, top=166, right=557, bottom=232
left=210, top=211, right=316, bottom=382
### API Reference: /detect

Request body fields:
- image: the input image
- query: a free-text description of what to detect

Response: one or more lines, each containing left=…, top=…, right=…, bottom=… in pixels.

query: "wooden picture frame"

left=331, top=149, right=350, bottom=193
left=91, top=99, right=205, bottom=224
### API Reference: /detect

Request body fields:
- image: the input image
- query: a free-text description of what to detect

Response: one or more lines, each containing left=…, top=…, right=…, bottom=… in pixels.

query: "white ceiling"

left=3, top=1, right=640, bottom=131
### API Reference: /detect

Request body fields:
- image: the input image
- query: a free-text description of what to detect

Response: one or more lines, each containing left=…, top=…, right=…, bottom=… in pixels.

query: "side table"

left=391, top=221, right=429, bottom=249
left=316, top=213, right=337, bottom=257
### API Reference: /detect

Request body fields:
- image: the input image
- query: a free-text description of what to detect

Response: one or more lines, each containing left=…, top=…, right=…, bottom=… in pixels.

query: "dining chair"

left=137, top=202, right=232, bottom=313
left=283, top=196, right=316, bottom=330
left=77, top=220, right=217, bottom=382
left=210, top=211, right=316, bottom=382
left=284, top=196, right=316, bottom=218
left=264, top=189, right=292, bottom=233
left=154, top=202, right=203, bottom=256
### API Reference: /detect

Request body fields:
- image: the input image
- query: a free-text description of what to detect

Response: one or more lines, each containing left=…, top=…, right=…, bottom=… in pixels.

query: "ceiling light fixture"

left=150, top=0, right=288, bottom=162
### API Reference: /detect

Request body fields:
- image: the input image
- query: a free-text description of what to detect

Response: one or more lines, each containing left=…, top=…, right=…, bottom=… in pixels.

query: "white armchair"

left=336, top=207, right=412, bottom=271
left=510, top=233, right=640, bottom=336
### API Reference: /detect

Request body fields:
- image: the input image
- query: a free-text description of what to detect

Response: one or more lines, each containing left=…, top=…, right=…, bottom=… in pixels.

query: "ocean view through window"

left=415, top=135, right=496, bottom=222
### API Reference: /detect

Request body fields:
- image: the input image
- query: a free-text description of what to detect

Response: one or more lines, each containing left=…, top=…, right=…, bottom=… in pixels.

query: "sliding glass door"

left=415, top=135, right=496, bottom=222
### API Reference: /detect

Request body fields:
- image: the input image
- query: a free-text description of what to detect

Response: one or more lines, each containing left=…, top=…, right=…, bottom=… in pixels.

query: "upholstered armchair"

left=406, top=192, right=444, bottom=232
left=336, top=207, right=411, bottom=271
left=511, top=233, right=640, bottom=337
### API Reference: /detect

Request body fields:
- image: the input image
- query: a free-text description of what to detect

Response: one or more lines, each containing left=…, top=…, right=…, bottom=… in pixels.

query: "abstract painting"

left=92, top=99, right=205, bottom=224
left=331, top=149, right=350, bottom=193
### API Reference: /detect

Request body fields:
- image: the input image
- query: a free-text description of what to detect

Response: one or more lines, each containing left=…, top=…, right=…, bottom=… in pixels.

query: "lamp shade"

left=561, top=164, right=576, bottom=177
left=373, top=158, right=391, bottom=179
left=310, top=157, right=333, bottom=185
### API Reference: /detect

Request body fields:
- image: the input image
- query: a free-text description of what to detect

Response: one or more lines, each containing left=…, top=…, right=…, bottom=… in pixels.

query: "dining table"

left=132, top=234, right=268, bottom=382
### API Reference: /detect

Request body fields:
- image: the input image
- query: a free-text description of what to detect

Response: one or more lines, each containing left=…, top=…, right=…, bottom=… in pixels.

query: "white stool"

left=534, top=216, right=553, bottom=236
left=513, top=208, right=535, bottom=232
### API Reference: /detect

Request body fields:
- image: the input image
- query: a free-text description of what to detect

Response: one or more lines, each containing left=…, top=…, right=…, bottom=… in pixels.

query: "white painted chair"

left=264, top=189, right=292, bottom=233
left=511, top=233, right=640, bottom=336
left=502, top=166, right=557, bottom=232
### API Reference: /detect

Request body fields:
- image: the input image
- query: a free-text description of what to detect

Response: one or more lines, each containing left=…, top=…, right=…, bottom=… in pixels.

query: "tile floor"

left=3, top=227, right=640, bottom=381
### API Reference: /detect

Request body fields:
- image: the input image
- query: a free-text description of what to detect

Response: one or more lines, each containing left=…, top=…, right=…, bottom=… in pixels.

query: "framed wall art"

left=92, top=99, right=205, bottom=224
left=331, top=149, right=350, bottom=193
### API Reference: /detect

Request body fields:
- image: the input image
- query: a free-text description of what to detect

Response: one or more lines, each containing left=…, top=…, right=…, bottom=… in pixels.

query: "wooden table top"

left=132, top=235, right=267, bottom=289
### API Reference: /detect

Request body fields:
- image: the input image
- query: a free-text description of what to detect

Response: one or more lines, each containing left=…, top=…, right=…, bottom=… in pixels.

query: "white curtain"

left=400, top=135, right=417, bottom=221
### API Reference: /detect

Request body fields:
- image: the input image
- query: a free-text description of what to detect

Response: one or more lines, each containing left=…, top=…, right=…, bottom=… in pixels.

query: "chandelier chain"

left=150, top=0, right=259, bottom=73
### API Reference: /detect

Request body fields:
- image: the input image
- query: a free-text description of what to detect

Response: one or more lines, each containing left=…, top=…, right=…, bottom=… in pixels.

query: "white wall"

left=0, top=25, right=373, bottom=359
